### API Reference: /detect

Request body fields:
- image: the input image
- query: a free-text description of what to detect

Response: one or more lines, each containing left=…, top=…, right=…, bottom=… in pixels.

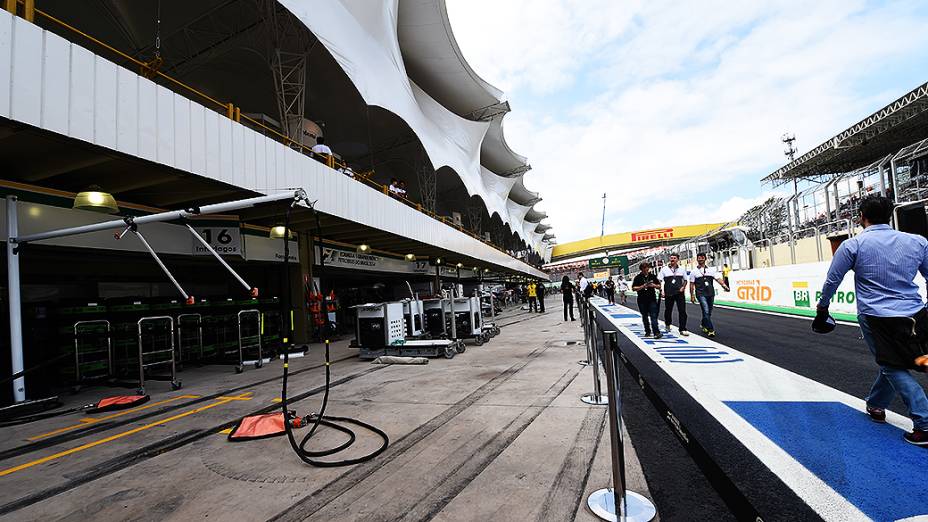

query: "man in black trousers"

left=657, top=253, right=689, bottom=336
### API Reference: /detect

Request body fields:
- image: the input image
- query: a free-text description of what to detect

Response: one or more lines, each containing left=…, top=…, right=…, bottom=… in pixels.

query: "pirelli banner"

left=552, top=223, right=726, bottom=259
left=716, top=261, right=927, bottom=322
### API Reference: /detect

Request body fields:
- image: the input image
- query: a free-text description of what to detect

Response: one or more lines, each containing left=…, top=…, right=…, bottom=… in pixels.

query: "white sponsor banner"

left=192, top=226, right=242, bottom=257
left=316, top=247, right=430, bottom=275
left=720, top=261, right=927, bottom=317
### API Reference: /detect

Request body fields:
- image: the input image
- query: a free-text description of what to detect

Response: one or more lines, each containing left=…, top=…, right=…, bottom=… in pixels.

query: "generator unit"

left=353, top=302, right=406, bottom=348
left=352, top=300, right=463, bottom=360
left=444, top=296, right=491, bottom=345
left=422, top=298, right=448, bottom=337
left=402, top=299, right=425, bottom=338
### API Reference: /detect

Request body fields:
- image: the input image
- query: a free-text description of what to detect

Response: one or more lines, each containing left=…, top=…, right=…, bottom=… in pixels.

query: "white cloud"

left=449, top=0, right=928, bottom=243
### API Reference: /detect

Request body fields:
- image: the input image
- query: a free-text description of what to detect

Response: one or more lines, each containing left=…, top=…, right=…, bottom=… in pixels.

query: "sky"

left=447, top=0, right=928, bottom=244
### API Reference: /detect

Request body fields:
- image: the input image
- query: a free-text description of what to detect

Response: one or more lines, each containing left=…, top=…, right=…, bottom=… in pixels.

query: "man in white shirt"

left=311, top=136, right=332, bottom=156
left=578, top=272, right=590, bottom=300
left=658, top=254, right=689, bottom=335
left=688, top=252, right=729, bottom=337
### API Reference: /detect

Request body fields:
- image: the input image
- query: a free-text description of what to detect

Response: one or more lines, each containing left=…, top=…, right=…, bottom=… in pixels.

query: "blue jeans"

left=638, top=299, right=660, bottom=335
left=697, top=295, right=714, bottom=332
left=859, top=315, right=928, bottom=430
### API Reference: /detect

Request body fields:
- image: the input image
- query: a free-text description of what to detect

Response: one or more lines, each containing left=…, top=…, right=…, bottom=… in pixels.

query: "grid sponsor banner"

left=724, top=262, right=857, bottom=316
left=722, top=261, right=928, bottom=317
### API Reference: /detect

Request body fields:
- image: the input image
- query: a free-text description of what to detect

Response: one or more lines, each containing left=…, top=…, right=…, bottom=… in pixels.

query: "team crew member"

left=722, top=263, right=732, bottom=288
left=561, top=276, right=576, bottom=321
left=689, top=253, right=729, bottom=337
left=605, top=278, right=616, bottom=304
left=617, top=274, right=629, bottom=305
left=527, top=281, right=538, bottom=312
left=658, top=254, right=689, bottom=336
left=537, top=281, right=546, bottom=313
left=816, top=195, right=928, bottom=446
left=578, top=272, right=592, bottom=300
left=632, top=262, right=662, bottom=338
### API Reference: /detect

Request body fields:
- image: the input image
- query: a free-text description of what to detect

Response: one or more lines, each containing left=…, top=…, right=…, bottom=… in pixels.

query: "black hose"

left=279, top=200, right=389, bottom=467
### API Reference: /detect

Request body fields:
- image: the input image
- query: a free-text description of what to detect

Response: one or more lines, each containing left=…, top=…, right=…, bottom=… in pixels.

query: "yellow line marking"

left=27, top=395, right=201, bottom=442
left=2, top=393, right=250, bottom=477
left=218, top=428, right=233, bottom=435
left=272, top=398, right=282, bottom=403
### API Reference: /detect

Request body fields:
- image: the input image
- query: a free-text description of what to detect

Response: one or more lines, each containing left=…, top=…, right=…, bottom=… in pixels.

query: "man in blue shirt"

left=817, top=195, right=928, bottom=446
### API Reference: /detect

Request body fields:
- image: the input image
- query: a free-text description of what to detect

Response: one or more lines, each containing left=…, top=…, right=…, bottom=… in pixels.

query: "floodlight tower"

left=600, top=193, right=607, bottom=237
left=782, top=133, right=800, bottom=230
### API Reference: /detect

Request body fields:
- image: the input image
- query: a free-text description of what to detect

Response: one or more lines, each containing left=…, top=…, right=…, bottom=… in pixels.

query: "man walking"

left=816, top=195, right=928, bottom=446
left=658, top=254, right=689, bottom=336
left=560, top=276, right=576, bottom=321
left=605, top=278, right=616, bottom=304
left=537, top=281, right=546, bottom=313
left=632, top=262, right=662, bottom=339
left=527, top=281, right=538, bottom=312
left=578, top=272, right=592, bottom=301
left=689, top=253, right=729, bottom=337
left=617, top=274, right=629, bottom=305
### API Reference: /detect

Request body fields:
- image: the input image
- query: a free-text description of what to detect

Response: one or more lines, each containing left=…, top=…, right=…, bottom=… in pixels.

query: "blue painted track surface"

left=727, top=400, right=928, bottom=521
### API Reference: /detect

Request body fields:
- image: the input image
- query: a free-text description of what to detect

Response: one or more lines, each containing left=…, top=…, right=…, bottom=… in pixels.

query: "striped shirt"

left=818, top=224, right=928, bottom=317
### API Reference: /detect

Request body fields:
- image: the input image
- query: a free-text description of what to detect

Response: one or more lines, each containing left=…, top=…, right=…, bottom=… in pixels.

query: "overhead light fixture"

left=269, top=225, right=291, bottom=239
left=357, top=244, right=371, bottom=254
left=484, top=268, right=490, bottom=273
left=404, top=254, right=416, bottom=262
left=455, top=262, right=463, bottom=269
left=73, top=186, right=118, bottom=214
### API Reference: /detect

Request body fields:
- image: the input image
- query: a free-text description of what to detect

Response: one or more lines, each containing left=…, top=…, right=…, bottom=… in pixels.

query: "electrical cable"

left=278, top=198, right=389, bottom=467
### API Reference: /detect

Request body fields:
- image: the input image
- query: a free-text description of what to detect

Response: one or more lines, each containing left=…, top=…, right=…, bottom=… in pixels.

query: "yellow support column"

left=22, top=0, right=33, bottom=21
left=4, top=0, right=16, bottom=15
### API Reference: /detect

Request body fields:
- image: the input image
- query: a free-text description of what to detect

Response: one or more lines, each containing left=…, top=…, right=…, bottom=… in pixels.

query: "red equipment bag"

left=228, top=412, right=288, bottom=441
left=88, top=395, right=150, bottom=413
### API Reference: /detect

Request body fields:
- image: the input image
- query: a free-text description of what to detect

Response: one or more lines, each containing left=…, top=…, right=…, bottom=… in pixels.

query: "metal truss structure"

left=465, top=101, right=511, bottom=122
left=764, top=81, right=928, bottom=186
left=416, top=157, right=437, bottom=214
left=466, top=205, right=482, bottom=234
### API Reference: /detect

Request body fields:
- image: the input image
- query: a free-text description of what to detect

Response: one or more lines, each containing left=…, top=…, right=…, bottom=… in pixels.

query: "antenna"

left=600, top=193, right=607, bottom=237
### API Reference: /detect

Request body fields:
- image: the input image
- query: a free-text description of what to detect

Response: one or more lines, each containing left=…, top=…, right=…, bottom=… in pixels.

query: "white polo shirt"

left=658, top=265, right=687, bottom=295
left=312, top=143, right=332, bottom=155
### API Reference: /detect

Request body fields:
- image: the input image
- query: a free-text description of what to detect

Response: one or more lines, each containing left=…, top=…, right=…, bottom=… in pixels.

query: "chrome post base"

left=580, top=393, right=608, bottom=405
left=587, top=488, right=656, bottom=522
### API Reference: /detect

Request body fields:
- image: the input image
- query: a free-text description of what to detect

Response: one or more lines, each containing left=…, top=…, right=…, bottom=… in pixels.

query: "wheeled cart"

left=351, top=302, right=464, bottom=359
left=136, top=316, right=181, bottom=394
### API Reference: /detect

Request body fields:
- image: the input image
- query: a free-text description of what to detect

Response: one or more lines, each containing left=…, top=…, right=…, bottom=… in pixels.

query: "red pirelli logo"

left=631, top=228, right=674, bottom=242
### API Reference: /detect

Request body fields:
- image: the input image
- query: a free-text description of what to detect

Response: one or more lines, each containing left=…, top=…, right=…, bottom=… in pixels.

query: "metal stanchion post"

left=581, top=306, right=608, bottom=405
left=579, top=298, right=592, bottom=366
left=587, top=330, right=656, bottom=522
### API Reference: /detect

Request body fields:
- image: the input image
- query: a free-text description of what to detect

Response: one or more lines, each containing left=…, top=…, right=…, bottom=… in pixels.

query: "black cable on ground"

left=278, top=198, right=389, bottom=467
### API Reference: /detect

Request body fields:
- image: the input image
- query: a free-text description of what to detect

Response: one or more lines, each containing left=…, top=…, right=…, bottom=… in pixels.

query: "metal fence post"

left=587, top=329, right=656, bottom=522
left=579, top=298, right=592, bottom=366
left=581, top=306, right=608, bottom=405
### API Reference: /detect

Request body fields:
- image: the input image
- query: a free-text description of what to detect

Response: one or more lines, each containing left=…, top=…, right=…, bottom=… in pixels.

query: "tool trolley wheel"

left=171, top=381, right=182, bottom=391
left=455, top=341, right=466, bottom=354
left=254, top=361, right=263, bottom=369
left=474, top=335, right=484, bottom=346
left=235, top=365, right=244, bottom=374
left=136, top=387, right=146, bottom=395
left=444, top=345, right=456, bottom=359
